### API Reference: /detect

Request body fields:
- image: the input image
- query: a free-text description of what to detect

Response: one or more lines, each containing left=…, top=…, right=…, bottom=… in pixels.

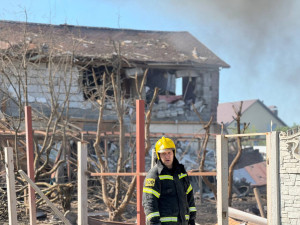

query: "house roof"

left=217, top=99, right=287, bottom=126
left=234, top=161, right=267, bottom=187
left=217, top=99, right=257, bottom=125
left=0, top=20, right=229, bottom=68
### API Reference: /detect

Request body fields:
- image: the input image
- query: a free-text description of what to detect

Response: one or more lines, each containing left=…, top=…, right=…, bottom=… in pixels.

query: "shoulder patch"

left=145, top=178, right=155, bottom=187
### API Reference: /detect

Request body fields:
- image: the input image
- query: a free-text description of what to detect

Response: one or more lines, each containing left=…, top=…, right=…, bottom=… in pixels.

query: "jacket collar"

left=157, top=157, right=180, bottom=174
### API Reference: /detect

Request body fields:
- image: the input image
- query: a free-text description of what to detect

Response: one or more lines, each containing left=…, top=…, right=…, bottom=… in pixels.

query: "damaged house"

left=0, top=20, right=231, bottom=221
left=0, top=20, right=229, bottom=135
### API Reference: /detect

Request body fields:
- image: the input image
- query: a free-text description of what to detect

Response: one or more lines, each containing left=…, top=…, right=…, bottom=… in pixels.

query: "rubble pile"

left=151, top=95, right=205, bottom=120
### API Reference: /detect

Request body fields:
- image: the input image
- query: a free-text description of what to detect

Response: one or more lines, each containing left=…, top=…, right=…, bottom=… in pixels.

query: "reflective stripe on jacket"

left=142, top=158, right=196, bottom=225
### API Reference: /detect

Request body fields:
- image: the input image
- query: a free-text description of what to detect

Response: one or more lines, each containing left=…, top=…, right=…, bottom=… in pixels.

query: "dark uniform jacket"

left=142, top=157, right=196, bottom=225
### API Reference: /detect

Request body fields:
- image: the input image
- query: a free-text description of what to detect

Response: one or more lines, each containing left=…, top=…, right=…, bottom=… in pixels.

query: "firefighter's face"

left=159, top=149, right=174, bottom=169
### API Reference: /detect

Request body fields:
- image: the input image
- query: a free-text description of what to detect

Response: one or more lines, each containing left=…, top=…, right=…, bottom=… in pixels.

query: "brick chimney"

left=269, top=105, right=278, bottom=116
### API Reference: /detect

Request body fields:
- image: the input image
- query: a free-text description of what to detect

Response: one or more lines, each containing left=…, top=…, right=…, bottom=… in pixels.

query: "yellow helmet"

left=155, top=136, right=176, bottom=160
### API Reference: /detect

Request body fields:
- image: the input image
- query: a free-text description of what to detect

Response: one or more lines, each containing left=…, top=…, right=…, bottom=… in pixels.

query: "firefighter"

left=142, top=137, right=196, bottom=225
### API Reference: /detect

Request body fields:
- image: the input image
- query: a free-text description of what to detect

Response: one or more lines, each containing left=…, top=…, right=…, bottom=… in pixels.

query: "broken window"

left=166, top=72, right=176, bottom=94
left=182, top=76, right=196, bottom=101
left=82, top=66, right=111, bottom=100
left=175, top=70, right=202, bottom=102
left=175, top=77, right=182, bottom=96
left=146, top=69, right=204, bottom=104
left=146, top=69, right=176, bottom=95
left=82, top=65, right=131, bottom=100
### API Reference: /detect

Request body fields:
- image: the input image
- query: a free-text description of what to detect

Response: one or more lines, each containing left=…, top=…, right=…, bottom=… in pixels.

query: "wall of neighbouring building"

left=279, top=130, right=300, bottom=224
left=226, top=101, right=286, bottom=134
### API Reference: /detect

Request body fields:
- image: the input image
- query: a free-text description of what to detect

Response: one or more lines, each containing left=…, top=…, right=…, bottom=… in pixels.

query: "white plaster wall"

left=149, top=122, right=205, bottom=134
left=1, top=63, right=94, bottom=111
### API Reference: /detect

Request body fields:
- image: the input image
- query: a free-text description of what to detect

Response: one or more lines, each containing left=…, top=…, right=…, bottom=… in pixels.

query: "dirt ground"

left=194, top=194, right=267, bottom=225
left=0, top=191, right=266, bottom=225
left=195, top=199, right=217, bottom=225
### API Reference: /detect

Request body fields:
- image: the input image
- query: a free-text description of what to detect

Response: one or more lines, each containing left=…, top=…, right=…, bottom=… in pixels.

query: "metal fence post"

left=136, top=100, right=145, bottom=224
left=25, top=106, right=36, bottom=225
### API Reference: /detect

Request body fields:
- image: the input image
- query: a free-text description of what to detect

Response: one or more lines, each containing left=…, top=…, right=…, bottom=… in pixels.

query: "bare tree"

left=87, top=43, right=136, bottom=220
left=88, top=43, right=159, bottom=220
left=191, top=104, right=217, bottom=199
left=228, top=101, right=249, bottom=206
left=135, top=68, right=159, bottom=154
left=0, top=20, right=82, bottom=212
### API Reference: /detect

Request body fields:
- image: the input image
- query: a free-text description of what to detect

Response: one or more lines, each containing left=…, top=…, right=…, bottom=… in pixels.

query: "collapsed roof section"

left=0, top=20, right=229, bottom=69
